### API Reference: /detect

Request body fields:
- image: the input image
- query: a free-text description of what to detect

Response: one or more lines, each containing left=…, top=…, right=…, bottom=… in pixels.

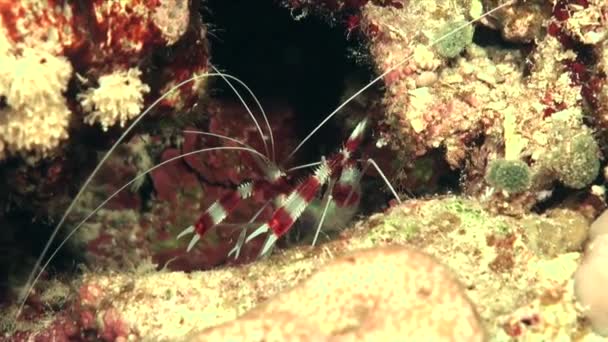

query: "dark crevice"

left=202, top=0, right=367, bottom=162
left=473, top=25, right=528, bottom=50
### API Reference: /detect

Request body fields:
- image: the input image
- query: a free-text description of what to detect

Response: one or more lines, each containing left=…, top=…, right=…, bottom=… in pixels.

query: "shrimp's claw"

left=177, top=226, right=200, bottom=252
left=241, top=223, right=277, bottom=258
left=259, top=233, right=278, bottom=258
left=228, top=229, right=248, bottom=260
left=177, top=225, right=195, bottom=239
left=245, top=223, right=270, bottom=244
left=243, top=223, right=277, bottom=257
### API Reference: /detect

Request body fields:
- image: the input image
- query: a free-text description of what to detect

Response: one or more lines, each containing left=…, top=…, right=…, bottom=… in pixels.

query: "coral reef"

left=0, top=0, right=210, bottom=278
left=2, top=196, right=599, bottom=340
left=3, top=0, right=608, bottom=340
left=356, top=0, right=607, bottom=212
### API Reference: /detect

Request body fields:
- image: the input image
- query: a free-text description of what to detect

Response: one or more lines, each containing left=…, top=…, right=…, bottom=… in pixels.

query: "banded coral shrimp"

left=8, top=0, right=516, bottom=329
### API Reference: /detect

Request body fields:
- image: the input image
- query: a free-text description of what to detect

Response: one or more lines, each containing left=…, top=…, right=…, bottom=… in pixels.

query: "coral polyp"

left=79, top=68, right=151, bottom=132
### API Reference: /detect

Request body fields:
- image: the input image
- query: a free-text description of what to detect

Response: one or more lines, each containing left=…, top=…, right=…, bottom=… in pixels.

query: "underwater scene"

left=1, top=0, right=608, bottom=340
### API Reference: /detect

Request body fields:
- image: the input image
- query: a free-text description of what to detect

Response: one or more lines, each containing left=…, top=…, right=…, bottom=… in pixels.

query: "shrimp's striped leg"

left=178, top=182, right=254, bottom=251
left=246, top=160, right=332, bottom=255
left=227, top=200, right=272, bottom=260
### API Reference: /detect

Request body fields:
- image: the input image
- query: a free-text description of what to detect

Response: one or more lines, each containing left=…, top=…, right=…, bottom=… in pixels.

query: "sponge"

left=435, top=19, right=475, bottom=59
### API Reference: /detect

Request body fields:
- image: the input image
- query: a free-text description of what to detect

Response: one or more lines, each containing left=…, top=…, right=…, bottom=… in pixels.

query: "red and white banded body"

left=178, top=119, right=370, bottom=256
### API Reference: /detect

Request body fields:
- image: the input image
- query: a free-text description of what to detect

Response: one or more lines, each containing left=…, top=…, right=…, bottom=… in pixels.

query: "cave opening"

left=202, top=0, right=370, bottom=162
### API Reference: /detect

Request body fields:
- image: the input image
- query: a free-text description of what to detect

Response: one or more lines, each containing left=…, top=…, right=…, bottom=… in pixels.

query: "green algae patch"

left=362, top=209, right=421, bottom=245
left=434, top=15, right=475, bottom=59
left=359, top=196, right=514, bottom=248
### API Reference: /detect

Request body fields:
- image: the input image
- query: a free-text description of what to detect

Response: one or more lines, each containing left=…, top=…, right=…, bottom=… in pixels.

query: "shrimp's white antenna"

left=287, top=161, right=323, bottom=172
left=14, top=146, right=263, bottom=326
left=13, top=71, right=267, bottom=324
left=210, top=64, right=276, bottom=161
left=287, top=0, right=516, bottom=160
left=182, top=130, right=272, bottom=165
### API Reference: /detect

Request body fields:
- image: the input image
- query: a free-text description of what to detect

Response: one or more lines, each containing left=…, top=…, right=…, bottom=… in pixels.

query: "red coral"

left=79, top=282, right=104, bottom=307
left=547, top=1, right=606, bottom=111
left=150, top=148, right=200, bottom=202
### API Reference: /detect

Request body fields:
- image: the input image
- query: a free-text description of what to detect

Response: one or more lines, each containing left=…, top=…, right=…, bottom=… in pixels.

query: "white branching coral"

left=0, top=46, right=73, bottom=159
left=79, top=68, right=150, bottom=131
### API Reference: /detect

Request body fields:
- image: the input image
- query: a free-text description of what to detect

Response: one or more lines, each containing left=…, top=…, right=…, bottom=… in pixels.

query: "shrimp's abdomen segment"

left=268, top=207, right=295, bottom=237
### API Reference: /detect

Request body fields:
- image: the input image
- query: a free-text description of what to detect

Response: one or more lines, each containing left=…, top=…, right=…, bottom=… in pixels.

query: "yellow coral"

left=79, top=68, right=150, bottom=131
left=0, top=47, right=73, bottom=159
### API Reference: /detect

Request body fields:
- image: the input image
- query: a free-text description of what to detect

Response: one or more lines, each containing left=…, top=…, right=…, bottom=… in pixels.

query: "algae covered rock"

left=549, top=131, right=600, bottom=189
left=435, top=18, right=475, bottom=59
left=189, top=246, right=485, bottom=341
left=5, top=196, right=595, bottom=341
